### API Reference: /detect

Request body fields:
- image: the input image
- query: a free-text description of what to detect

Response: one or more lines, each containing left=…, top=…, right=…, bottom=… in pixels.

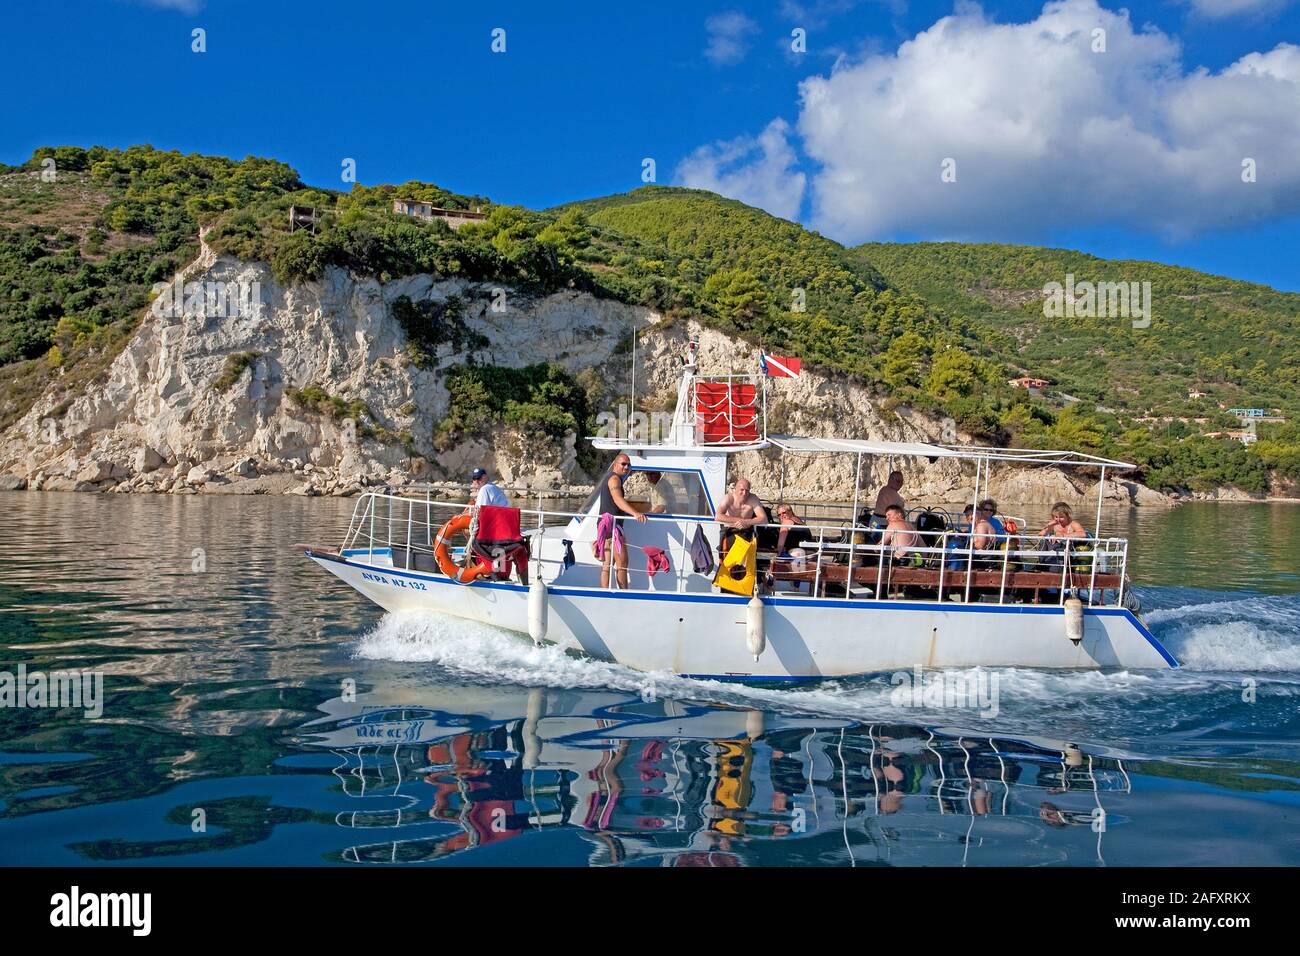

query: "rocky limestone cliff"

left=0, top=246, right=1169, bottom=507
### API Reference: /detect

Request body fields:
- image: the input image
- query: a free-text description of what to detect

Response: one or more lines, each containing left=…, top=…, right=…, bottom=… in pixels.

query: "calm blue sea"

left=1, top=492, right=1297, bottom=866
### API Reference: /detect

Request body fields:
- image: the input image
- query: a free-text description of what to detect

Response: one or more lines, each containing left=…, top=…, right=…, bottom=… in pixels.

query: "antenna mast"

left=630, top=321, right=636, bottom=440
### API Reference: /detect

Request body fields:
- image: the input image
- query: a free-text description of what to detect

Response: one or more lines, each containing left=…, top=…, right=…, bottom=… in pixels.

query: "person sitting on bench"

left=880, top=504, right=919, bottom=560
left=773, top=504, right=810, bottom=555
left=946, top=504, right=996, bottom=570
left=1036, top=502, right=1088, bottom=573
left=1037, top=502, right=1087, bottom=540
left=979, top=499, right=1006, bottom=540
left=970, top=504, right=997, bottom=552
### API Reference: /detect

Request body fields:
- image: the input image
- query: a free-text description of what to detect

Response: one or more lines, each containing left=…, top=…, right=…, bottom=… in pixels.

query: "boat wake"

left=1145, top=592, right=1300, bottom=672
left=354, top=604, right=1300, bottom=745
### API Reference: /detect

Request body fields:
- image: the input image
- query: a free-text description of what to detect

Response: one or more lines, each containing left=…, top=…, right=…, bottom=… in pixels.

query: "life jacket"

left=715, top=534, right=757, bottom=596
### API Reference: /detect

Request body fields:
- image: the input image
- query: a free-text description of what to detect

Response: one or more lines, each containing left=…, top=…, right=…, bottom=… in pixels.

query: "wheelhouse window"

left=626, top=468, right=709, bottom=516
left=578, top=467, right=710, bottom=517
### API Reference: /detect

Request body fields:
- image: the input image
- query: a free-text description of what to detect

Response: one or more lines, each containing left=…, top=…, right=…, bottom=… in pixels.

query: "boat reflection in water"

left=298, top=688, right=1133, bottom=867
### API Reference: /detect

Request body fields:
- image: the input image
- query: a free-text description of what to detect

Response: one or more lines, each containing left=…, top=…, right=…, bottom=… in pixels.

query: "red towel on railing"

left=644, top=546, right=670, bottom=576
left=476, top=505, right=521, bottom=541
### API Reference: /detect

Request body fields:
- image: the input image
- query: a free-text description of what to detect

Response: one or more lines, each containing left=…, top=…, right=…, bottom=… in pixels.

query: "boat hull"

left=308, top=550, right=1178, bottom=678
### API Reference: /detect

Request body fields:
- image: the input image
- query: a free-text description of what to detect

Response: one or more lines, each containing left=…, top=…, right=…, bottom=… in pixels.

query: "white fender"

left=746, top=594, right=765, bottom=661
left=528, top=577, right=548, bottom=644
left=1064, top=597, right=1084, bottom=645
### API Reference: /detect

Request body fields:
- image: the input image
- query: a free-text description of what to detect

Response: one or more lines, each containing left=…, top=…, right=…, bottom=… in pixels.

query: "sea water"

left=0, top=492, right=1296, bottom=866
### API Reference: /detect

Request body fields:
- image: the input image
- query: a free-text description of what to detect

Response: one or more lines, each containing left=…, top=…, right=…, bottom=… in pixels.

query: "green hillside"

left=856, top=242, right=1300, bottom=419
left=566, top=187, right=997, bottom=398
left=2, top=145, right=1296, bottom=494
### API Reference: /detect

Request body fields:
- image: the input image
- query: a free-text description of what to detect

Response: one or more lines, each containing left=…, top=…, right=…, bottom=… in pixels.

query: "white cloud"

left=1184, top=0, right=1292, bottom=19
left=704, top=11, right=760, bottom=66
left=676, top=119, right=808, bottom=221
left=774, top=0, right=1300, bottom=241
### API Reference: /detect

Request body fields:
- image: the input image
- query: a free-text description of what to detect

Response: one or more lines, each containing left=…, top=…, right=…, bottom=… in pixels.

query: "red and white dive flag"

left=761, top=354, right=801, bottom=378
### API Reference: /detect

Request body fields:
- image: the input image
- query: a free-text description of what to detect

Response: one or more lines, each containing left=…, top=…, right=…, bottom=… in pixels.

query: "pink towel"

left=594, top=512, right=624, bottom=560
left=644, top=546, right=670, bottom=576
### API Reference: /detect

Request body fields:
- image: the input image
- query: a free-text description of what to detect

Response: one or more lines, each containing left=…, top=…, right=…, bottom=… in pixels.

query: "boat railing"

left=775, top=500, right=1032, bottom=529
left=341, top=490, right=578, bottom=552
left=778, top=524, right=1129, bottom=608
left=339, top=489, right=1130, bottom=609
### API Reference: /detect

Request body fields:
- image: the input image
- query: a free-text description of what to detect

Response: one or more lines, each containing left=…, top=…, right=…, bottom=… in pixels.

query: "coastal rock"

left=135, top=446, right=165, bottom=473
left=1109, top=477, right=1168, bottom=506
left=0, top=474, right=26, bottom=491
left=75, top=458, right=117, bottom=483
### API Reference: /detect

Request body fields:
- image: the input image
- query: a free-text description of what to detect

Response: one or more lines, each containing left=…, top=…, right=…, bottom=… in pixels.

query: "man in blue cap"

left=470, top=467, right=509, bottom=507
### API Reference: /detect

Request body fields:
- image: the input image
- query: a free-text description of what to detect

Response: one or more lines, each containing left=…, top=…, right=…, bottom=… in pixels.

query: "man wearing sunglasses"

left=595, top=452, right=647, bottom=589
left=773, top=504, right=810, bottom=555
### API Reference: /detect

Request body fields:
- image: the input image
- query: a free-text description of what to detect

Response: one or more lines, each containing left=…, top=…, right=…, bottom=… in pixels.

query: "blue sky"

left=2, top=0, right=1298, bottom=289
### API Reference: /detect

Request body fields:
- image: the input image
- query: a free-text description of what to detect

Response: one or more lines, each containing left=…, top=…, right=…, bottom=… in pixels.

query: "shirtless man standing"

left=714, top=477, right=768, bottom=550
left=871, top=471, right=905, bottom=523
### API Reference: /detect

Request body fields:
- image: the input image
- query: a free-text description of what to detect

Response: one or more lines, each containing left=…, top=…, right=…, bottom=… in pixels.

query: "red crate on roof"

left=695, top=382, right=760, bottom=444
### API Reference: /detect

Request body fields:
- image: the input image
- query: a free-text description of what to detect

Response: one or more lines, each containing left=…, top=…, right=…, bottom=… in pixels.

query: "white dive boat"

left=300, top=340, right=1177, bottom=678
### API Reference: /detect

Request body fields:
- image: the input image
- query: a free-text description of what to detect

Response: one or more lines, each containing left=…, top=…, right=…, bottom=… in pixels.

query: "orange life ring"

left=433, top=513, right=491, bottom=583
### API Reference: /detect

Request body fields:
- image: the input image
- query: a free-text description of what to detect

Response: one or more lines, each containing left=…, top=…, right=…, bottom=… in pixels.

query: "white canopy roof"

left=767, top=434, right=1134, bottom=470
left=768, top=435, right=960, bottom=458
